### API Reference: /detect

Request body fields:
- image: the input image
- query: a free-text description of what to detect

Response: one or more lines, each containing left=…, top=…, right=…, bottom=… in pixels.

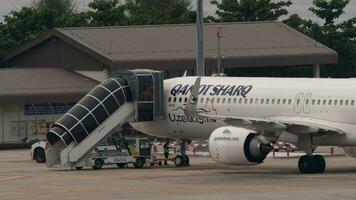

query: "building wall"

left=0, top=104, right=63, bottom=144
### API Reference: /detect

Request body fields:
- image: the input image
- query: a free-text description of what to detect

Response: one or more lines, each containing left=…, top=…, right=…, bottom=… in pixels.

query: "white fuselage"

left=131, top=76, right=356, bottom=146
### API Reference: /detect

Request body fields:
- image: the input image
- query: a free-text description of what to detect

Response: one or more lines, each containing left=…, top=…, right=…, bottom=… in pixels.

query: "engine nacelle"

left=209, top=126, right=272, bottom=165
left=344, top=147, right=356, bottom=158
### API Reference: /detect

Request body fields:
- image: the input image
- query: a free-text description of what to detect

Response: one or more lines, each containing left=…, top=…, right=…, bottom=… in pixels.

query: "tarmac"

left=0, top=149, right=356, bottom=200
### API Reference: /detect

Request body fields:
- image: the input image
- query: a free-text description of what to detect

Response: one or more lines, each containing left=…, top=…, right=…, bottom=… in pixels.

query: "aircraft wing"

left=199, top=114, right=345, bottom=136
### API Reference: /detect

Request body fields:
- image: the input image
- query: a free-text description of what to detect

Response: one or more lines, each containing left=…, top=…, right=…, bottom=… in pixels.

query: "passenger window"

left=174, top=97, right=177, bottom=102
left=346, top=100, right=349, bottom=106
left=228, top=98, right=231, bottom=104
left=323, top=100, right=326, bottom=105
left=179, top=97, right=182, bottom=103
left=239, top=98, right=243, bottom=104
left=217, top=98, right=220, bottom=103
left=250, top=99, right=253, bottom=104
left=266, top=99, right=270, bottom=104
left=334, top=100, right=337, bottom=106
left=233, top=98, right=237, bottom=104
left=255, top=98, right=259, bottom=104
left=317, top=99, right=321, bottom=105
left=296, top=99, right=300, bottom=105
left=244, top=98, right=248, bottom=104
left=211, top=98, right=215, bottom=103
left=222, top=98, right=226, bottom=104
left=352, top=100, right=355, bottom=106
left=340, top=100, right=343, bottom=105
left=288, top=99, right=292, bottom=105
left=277, top=99, right=280, bottom=104
left=306, top=99, right=309, bottom=105
left=312, top=99, right=315, bottom=105
left=282, top=99, right=286, bottom=104
left=272, top=99, right=275, bottom=104
left=168, top=97, right=172, bottom=102
left=206, top=98, right=210, bottom=104
left=328, top=100, right=332, bottom=105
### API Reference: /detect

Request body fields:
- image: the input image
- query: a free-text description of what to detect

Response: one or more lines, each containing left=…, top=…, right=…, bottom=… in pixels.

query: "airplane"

left=130, top=76, right=356, bottom=174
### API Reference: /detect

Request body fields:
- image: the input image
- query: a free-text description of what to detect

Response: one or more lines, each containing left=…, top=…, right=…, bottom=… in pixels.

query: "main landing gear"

left=174, top=139, right=190, bottom=167
left=297, top=134, right=326, bottom=174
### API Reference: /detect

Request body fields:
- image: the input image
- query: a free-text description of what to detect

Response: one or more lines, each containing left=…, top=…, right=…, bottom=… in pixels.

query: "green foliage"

left=126, top=0, right=195, bottom=25
left=0, top=0, right=86, bottom=61
left=284, top=0, right=356, bottom=78
left=87, top=0, right=127, bottom=26
left=209, top=0, right=292, bottom=22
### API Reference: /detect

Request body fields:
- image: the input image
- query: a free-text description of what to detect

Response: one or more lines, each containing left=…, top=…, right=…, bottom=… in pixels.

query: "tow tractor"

left=79, top=137, right=173, bottom=170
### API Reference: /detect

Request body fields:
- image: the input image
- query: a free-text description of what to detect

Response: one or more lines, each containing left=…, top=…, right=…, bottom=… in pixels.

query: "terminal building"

left=0, top=22, right=338, bottom=147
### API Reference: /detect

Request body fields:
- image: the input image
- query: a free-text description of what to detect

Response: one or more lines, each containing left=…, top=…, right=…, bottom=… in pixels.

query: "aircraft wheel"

left=313, top=155, right=326, bottom=173
left=298, top=155, right=314, bottom=173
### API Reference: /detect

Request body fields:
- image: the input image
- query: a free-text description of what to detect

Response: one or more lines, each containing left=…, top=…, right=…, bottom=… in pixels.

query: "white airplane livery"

left=131, top=76, right=356, bottom=174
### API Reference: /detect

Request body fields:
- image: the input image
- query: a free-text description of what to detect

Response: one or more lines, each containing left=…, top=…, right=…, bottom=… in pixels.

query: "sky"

left=0, top=0, right=355, bottom=22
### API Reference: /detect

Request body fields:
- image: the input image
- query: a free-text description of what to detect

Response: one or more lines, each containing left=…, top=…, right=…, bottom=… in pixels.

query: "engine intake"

left=209, top=126, right=272, bottom=165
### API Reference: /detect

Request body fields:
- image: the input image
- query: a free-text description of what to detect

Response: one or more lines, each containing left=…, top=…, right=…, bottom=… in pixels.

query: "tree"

left=125, top=0, right=196, bottom=25
left=284, top=0, right=356, bottom=78
left=209, top=0, right=292, bottom=22
left=0, top=0, right=86, bottom=62
left=86, top=0, right=127, bottom=26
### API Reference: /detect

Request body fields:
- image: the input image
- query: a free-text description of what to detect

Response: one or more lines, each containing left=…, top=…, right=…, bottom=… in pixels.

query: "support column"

left=314, top=64, right=320, bottom=78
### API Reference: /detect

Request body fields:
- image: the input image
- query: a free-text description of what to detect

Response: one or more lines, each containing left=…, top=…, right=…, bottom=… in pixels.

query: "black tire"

left=174, top=155, right=184, bottom=167
left=34, top=148, right=46, bottom=163
left=314, top=155, right=326, bottom=173
left=183, top=155, right=190, bottom=166
left=93, top=159, right=104, bottom=170
left=298, top=155, right=314, bottom=174
left=75, top=167, right=83, bottom=170
left=116, top=163, right=127, bottom=168
left=133, top=157, right=145, bottom=168
left=158, top=161, right=163, bottom=166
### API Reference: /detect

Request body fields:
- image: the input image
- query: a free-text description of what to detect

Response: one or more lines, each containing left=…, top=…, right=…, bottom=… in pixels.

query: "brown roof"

left=0, top=68, right=99, bottom=103
left=4, top=22, right=338, bottom=69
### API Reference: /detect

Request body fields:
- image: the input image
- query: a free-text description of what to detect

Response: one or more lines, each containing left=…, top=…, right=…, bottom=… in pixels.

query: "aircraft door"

left=136, top=74, right=154, bottom=121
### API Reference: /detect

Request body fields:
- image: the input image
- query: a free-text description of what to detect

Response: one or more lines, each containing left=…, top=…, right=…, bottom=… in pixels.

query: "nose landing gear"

left=174, top=139, right=190, bottom=167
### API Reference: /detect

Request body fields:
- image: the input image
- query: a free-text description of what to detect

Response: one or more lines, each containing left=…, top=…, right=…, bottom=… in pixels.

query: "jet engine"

left=209, top=126, right=272, bottom=165
left=344, top=147, right=356, bottom=158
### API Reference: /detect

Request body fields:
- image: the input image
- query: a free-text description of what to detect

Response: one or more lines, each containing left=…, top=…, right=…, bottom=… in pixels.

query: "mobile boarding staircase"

left=46, top=70, right=164, bottom=169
